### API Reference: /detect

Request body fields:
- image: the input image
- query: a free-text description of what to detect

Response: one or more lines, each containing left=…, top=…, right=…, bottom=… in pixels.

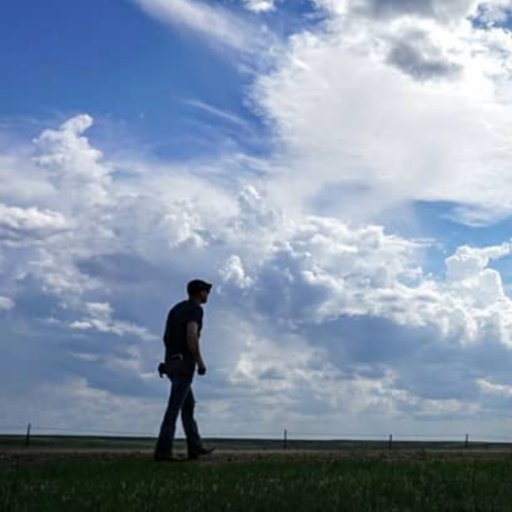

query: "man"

left=154, top=279, right=214, bottom=461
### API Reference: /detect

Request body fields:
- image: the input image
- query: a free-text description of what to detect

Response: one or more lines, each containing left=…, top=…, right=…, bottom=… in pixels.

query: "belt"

left=168, top=354, right=183, bottom=361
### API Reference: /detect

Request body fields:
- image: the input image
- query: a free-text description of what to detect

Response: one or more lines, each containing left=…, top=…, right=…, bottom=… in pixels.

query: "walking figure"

left=154, top=279, right=214, bottom=461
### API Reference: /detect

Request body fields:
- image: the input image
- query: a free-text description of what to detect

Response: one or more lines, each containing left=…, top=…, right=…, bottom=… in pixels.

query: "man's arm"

left=186, top=321, right=206, bottom=375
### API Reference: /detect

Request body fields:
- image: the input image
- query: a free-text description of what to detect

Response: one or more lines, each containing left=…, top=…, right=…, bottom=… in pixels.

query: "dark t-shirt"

left=163, top=299, right=203, bottom=361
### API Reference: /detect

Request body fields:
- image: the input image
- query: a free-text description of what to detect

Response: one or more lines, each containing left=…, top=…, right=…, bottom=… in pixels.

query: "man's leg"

left=181, top=387, right=203, bottom=457
left=154, top=377, right=191, bottom=457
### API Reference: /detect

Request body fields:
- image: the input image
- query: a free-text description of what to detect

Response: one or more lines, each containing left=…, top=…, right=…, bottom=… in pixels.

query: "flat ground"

left=2, top=435, right=512, bottom=464
left=3, top=437, right=512, bottom=511
left=3, top=446, right=512, bottom=465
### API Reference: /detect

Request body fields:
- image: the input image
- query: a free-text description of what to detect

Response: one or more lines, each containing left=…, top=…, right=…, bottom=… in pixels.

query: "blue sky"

left=0, top=0, right=268, bottom=158
left=3, top=0, right=512, bottom=441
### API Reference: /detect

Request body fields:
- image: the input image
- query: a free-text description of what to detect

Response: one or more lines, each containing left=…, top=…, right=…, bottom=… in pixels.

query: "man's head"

left=187, top=279, right=213, bottom=304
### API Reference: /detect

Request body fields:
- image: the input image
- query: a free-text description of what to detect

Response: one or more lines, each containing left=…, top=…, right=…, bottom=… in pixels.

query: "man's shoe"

left=188, top=447, right=215, bottom=460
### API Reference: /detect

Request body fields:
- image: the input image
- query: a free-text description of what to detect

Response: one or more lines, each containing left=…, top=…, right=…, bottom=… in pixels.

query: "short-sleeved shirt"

left=163, top=300, right=203, bottom=361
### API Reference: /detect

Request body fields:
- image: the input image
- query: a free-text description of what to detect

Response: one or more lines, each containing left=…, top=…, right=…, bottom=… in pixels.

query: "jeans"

left=155, top=359, right=203, bottom=456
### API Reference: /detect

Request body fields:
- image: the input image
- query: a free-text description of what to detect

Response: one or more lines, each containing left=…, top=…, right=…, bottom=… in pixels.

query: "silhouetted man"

left=154, top=279, right=214, bottom=461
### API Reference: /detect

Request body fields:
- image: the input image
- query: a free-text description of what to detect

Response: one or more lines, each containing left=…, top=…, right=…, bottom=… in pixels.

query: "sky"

left=3, top=0, right=512, bottom=441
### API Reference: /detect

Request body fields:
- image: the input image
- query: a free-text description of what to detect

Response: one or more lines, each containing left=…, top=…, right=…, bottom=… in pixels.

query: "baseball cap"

left=187, top=279, right=213, bottom=296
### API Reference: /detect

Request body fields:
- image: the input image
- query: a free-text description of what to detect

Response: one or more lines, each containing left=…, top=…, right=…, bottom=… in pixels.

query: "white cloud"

left=133, top=0, right=258, bottom=51
left=34, top=114, right=113, bottom=209
left=0, top=296, right=14, bottom=310
left=478, top=378, right=512, bottom=396
left=0, top=377, right=163, bottom=436
left=243, top=0, right=276, bottom=13
left=220, top=255, right=254, bottom=290
left=210, top=212, right=512, bottom=352
left=0, top=153, right=55, bottom=206
left=255, top=2, right=512, bottom=225
left=3, top=117, right=512, bottom=421
left=186, top=99, right=252, bottom=130
left=70, top=302, right=157, bottom=342
left=0, top=204, right=70, bottom=244
left=446, top=243, right=512, bottom=282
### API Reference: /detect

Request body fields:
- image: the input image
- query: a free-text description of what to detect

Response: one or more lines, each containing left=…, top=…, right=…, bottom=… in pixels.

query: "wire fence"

left=2, top=423, right=512, bottom=446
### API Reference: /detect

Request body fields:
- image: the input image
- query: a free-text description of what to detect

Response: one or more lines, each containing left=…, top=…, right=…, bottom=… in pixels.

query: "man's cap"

left=187, top=279, right=213, bottom=296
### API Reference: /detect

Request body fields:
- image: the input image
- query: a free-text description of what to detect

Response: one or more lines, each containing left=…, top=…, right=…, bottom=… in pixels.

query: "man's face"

left=199, top=290, right=210, bottom=304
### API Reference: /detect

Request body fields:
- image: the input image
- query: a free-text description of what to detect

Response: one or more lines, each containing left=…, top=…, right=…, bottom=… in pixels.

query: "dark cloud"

left=359, top=0, right=436, bottom=18
left=13, top=281, right=64, bottom=319
left=77, top=253, right=162, bottom=283
left=352, top=0, right=476, bottom=20
left=311, top=315, right=423, bottom=366
left=299, top=312, right=512, bottom=408
left=387, top=39, right=462, bottom=80
left=395, top=352, right=481, bottom=401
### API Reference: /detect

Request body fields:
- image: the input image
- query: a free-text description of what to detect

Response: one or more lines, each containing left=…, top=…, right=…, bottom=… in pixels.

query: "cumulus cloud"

left=0, top=204, right=70, bottom=244
left=34, top=114, right=112, bottom=209
left=255, top=1, right=512, bottom=225
left=219, top=255, right=254, bottom=290
left=445, top=243, right=512, bottom=282
left=3, top=114, right=512, bottom=437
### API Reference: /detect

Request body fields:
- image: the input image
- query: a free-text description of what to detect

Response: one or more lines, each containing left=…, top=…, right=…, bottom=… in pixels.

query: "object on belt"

left=157, top=354, right=184, bottom=378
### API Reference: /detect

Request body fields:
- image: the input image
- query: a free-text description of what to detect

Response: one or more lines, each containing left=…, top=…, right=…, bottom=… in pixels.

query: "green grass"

left=2, top=455, right=512, bottom=511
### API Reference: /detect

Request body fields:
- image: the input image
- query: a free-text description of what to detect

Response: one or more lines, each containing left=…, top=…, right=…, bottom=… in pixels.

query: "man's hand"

left=197, top=362, right=207, bottom=376
left=157, top=362, right=166, bottom=378
left=187, top=322, right=206, bottom=376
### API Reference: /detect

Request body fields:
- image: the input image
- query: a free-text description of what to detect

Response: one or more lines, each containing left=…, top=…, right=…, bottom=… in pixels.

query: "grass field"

left=2, top=437, right=512, bottom=511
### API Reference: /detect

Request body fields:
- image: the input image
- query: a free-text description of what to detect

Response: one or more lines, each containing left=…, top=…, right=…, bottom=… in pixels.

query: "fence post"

left=25, top=423, right=31, bottom=447
left=388, top=434, right=393, bottom=450
left=465, top=433, right=469, bottom=449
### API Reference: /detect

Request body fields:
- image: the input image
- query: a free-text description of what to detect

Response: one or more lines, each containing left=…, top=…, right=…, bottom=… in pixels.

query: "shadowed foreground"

left=2, top=448, right=512, bottom=511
